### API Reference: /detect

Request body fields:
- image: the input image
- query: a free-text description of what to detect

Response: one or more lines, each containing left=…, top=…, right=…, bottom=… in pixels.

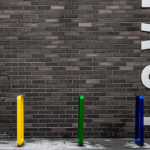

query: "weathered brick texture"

left=0, top=0, right=150, bottom=138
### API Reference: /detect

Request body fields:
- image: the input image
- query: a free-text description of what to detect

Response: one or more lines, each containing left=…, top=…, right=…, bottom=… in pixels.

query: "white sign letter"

left=142, top=0, right=150, bottom=7
left=141, top=40, right=150, bottom=50
left=141, top=23, right=150, bottom=32
left=141, top=65, right=150, bottom=88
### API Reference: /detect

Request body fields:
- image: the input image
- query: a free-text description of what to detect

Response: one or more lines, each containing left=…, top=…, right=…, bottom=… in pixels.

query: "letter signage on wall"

left=142, top=0, right=150, bottom=7
left=141, top=65, right=150, bottom=89
left=141, top=0, right=150, bottom=88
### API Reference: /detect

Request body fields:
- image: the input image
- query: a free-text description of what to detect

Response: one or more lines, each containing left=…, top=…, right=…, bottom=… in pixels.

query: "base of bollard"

left=135, top=139, right=144, bottom=146
left=77, top=138, right=83, bottom=146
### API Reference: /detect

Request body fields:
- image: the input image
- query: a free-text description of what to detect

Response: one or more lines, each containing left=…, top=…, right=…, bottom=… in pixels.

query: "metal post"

left=135, top=95, right=144, bottom=146
left=17, top=95, right=24, bottom=147
left=77, top=95, right=84, bottom=146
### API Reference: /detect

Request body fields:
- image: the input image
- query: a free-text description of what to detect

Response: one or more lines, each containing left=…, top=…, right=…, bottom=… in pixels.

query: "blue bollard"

left=135, top=95, right=144, bottom=146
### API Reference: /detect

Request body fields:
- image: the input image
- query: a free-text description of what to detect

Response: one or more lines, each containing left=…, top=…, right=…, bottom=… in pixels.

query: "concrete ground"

left=0, top=138, right=150, bottom=150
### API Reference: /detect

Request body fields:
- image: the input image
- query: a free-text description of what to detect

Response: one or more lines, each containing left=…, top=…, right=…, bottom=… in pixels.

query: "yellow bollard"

left=17, top=95, right=24, bottom=147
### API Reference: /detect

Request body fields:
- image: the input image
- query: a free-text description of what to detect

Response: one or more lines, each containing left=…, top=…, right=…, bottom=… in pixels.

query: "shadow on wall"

left=0, top=96, right=15, bottom=139
left=100, top=123, right=126, bottom=137
left=0, top=128, right=10, bottom=139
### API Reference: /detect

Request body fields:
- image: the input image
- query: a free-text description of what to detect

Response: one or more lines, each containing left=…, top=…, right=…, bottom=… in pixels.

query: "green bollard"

left=77, top=95, right=84, bottom=146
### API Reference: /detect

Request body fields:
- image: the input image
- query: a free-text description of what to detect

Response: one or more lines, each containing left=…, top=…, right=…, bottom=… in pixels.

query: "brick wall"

left=0, top=0, right=150, bottom=138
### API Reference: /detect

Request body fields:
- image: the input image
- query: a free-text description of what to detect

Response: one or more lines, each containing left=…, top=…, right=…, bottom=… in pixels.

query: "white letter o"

left=141, top=65, right=150, bottom=89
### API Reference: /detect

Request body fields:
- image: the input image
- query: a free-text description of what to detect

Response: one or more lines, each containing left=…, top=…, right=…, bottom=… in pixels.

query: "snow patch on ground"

left=0, top=139, right=106, bottom=150
left=104, top=139, right=111, bottom=142
left=125, top=142, right=150, bottom=149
